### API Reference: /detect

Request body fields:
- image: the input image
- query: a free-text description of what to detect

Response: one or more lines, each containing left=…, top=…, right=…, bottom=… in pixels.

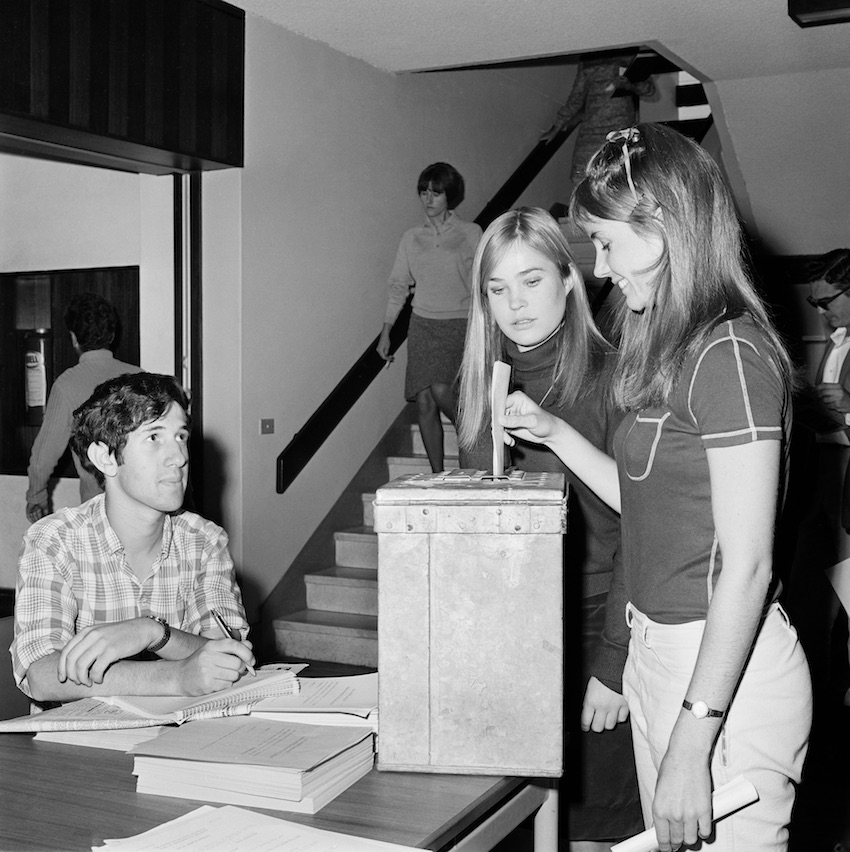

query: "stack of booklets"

left=93, top=804, right=418, bottom=851
left=250, top=672, right=378, bottom=731
left=130, top=716, right=375, bottom=814
left=0, top=668, right=301, bottom=751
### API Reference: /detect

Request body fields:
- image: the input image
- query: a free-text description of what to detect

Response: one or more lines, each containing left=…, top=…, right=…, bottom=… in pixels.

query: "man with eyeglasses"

left=795, top=247, right=850, bottom=708
left=809, top=262, right=850, bottom=430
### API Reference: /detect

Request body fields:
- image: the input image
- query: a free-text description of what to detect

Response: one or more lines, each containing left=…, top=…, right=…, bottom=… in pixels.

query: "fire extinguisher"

left=24, top=329, right=51, bottom=426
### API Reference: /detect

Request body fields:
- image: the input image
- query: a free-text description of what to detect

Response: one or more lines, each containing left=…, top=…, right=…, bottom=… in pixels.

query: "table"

left=0, top=734, right=556, bottom=850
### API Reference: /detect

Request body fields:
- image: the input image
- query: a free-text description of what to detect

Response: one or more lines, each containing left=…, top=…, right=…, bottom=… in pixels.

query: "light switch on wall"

left=260, top=419, right=275, bottom=435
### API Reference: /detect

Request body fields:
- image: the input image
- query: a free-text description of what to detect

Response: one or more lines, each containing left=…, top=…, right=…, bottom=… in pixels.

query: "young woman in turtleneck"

left=457, top=207, right=641, bottom=851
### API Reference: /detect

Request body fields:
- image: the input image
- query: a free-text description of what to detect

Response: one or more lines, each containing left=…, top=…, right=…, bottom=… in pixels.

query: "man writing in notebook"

left=12, top=372, right=255, bottom=704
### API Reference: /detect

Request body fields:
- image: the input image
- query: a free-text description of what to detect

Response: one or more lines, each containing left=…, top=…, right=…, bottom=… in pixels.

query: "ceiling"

left=230, top=0, right=850, bottom=81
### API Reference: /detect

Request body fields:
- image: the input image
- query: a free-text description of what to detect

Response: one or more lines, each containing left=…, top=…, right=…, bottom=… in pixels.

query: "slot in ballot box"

left=374, top=469, right=566, bottom=777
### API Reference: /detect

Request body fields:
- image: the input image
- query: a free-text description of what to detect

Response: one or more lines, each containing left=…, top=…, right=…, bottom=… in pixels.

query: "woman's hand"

left=376, top=327, right=393, bottom=361
left=652, top=749, right=713, bottom=851
left=500, top=390, right=561, bottom=446
left=581, top=676, right=629, bottom=732
left=501, top=390, right=622, bottom=512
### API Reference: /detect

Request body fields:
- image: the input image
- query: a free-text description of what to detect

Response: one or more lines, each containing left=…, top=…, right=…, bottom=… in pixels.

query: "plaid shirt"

left=11, top=494, right=247, bottom=696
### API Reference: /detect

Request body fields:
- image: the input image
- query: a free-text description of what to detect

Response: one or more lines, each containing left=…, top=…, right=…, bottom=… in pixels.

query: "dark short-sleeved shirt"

left=613, top=316, right=788, bottom=627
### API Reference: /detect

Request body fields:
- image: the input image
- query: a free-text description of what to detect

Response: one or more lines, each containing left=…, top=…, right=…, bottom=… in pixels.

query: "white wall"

left=201, top=15, right=578, bottom=617
left=711, top=68, right=850, bottom=253
left=0, top=155, right=174, bottom=587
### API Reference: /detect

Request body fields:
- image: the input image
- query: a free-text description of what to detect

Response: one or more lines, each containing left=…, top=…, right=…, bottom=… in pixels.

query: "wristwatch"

left=683, top=699, right=725, bottom=720
left=145, top=615, right=171, bottom=653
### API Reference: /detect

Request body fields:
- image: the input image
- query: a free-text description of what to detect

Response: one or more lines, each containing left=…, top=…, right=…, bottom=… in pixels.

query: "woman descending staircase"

left=272, top=419, right=459, bottom=668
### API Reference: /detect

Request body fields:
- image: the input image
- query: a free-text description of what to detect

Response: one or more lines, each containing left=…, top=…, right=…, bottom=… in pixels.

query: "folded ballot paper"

left=130, top=717, right=376, bottom=814
left=94, top=804, right=418, bottom=851
left=0, top=668, right=301, bottom=734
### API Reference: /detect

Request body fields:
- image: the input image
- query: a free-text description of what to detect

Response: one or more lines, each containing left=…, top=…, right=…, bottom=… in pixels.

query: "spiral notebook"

left=0, top=668, right=300, bottom=733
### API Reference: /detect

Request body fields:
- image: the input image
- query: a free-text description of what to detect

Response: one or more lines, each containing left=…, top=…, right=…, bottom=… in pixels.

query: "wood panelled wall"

left=0, top=0, right=244, bottom=174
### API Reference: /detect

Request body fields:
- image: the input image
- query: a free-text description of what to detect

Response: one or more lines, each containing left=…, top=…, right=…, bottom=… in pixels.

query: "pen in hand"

left=211, top=608, right=256, bottom=677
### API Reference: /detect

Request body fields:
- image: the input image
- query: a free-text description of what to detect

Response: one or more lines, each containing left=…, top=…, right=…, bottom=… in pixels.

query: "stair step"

left=675, top=83, right=708, bottom=108
left=410, top=423, right=458, bottom=457
left=387, top=454, right=459, bottom=481
left=305, top=566, right=377, bottom=615
left=628, top=53, right=679, bottom=79
left=334, top=526, right=378, bottom=568
left=272, top=609, right=378, bottom=667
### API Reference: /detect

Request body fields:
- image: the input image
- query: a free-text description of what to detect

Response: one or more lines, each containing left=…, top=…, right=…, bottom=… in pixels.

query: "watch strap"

left=145, top=615, right=171, bottom=653
left=683, top=698, right=725, bottom=719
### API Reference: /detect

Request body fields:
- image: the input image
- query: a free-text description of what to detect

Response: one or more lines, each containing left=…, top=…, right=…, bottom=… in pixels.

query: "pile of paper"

left=35, top=725, right=164, bottom=752
left=131, top=717, right=375, bottom=814
left=94, top=804, right=418, bottom=851
left=250, top=672, right=378, bottom=730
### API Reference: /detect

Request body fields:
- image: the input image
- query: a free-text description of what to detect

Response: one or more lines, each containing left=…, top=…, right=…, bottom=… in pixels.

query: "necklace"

left=538, top=383, right=555, bottom=408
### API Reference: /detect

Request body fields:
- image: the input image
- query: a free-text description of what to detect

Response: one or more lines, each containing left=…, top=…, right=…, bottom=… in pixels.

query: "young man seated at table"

left=11, top=372, right=255, bottom=704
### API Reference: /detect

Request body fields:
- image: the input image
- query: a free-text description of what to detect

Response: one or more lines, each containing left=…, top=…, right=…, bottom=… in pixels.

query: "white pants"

left=623, top=602, right=812, bottom=851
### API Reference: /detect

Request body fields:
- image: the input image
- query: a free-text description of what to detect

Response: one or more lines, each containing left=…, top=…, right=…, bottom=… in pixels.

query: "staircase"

left=271, top=419, right=460, bottom=667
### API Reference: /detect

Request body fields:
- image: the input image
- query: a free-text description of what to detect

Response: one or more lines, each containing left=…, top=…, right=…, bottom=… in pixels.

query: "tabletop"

left=0, top=733, right=537, bottom=850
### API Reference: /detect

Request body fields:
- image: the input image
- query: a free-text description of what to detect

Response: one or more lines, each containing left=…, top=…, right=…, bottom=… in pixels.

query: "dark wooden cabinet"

left=0, top=0, right=244, bottom=174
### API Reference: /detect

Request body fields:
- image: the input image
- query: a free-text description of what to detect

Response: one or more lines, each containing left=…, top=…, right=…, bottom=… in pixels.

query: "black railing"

left=276, top=124, right=577, bottom=494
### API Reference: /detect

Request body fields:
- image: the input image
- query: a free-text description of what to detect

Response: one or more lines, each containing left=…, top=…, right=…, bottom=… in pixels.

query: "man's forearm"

left=25, top=651, right=189, bottom=702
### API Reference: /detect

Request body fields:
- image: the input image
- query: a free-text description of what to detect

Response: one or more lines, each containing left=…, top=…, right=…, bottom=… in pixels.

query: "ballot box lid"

left=373, top=469, right=566, bottom=535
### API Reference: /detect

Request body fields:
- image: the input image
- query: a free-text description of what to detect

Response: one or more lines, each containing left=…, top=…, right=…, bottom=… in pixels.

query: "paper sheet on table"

left=490, top=360, right=511, bottom=476
left=611, top=775, right=758, bottom=852
left=251, top=672, right=377, bottom=715
left=826, top=557, right=850, bottom=616
left=94, top=804, right=419, bottom=850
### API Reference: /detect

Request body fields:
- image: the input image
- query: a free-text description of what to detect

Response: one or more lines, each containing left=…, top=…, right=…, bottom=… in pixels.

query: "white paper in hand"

left=490, top=361, right=512, bottom=476
left=611, top=775, right=758, bottom=852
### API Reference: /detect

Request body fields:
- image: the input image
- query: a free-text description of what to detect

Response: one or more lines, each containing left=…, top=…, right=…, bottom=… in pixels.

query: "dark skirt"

left=404, top=313, right=468, bottom=401
left=563, top=592, right=644, bottom=841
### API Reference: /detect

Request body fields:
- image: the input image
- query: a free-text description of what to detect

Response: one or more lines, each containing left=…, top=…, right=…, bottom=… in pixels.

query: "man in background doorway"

left=25, top=291, right=142, bottom=522
left=793, top=248, right=850, bottom=707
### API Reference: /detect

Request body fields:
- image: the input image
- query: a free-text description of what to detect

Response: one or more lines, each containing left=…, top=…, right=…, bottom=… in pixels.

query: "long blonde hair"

left=570, top=123, right=794, bottom=409
left=457, top=207, right=609, bottom=451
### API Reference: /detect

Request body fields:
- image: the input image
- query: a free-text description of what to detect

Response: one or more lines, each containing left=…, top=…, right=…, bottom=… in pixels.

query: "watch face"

left=692, top=700, right=709, bottom=719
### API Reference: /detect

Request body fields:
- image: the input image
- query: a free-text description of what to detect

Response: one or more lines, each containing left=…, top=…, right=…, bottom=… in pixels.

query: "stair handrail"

left=276, top=122, right=579, bottom=494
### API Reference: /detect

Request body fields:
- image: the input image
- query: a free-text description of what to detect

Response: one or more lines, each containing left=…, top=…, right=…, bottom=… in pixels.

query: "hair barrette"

left=606, top=126, right=641, bottom=203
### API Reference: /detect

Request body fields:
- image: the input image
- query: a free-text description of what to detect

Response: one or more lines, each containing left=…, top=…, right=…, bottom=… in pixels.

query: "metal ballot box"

left=374, top=469, right=566, bottom=777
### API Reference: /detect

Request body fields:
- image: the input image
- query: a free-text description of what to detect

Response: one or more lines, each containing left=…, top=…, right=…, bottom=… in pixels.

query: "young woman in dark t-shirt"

left=499, top=126, right=811, bottom=852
